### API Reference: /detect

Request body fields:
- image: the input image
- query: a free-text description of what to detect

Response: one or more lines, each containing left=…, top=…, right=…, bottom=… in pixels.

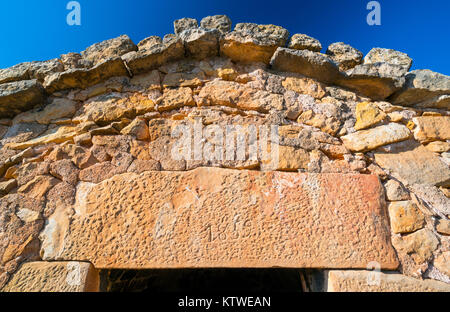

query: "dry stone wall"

left=0, top=14, right=449, bottom=292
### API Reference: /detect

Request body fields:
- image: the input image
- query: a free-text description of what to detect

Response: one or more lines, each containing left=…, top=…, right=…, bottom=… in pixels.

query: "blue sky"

left=0, top=0, right=449, bottom=74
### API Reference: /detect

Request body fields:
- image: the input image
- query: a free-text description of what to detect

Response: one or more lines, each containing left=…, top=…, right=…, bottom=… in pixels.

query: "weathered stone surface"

left=174, top=17, right=198, bottom=35
left=354, top=101, right=386, bottom=130
left=390, top=70, right=450, bottom=109
left=60, top=52, right=92, bottom=70
left=374, top=141, right=450, bottom=187
left=288, top=34, right=322, bottom=52
left=157, top=87, right=195, bottom=112
left=41, top=168, right=398, bottom=269
left=2, top=261, right=99, bottom=292
left=5, top=126, right=85, bottom=150
left=120, top=118, right=149, bottom=140
left=0, top=80, right=45, bottom=118
left=327, top=270, right=450, bottom=292
left=364, top=48, right=413, bottom=71
left=0, top=179, right=17, bottom=197
left=337, top=63, right=406, bottom=100
left=436, top=219, right=450, bottom=235
left=282, top=76, right=326, bottom=99
left=122, top=37, right=185, bottom=75
left=220, top=23, right=289, bottom=64
left=180, top=28, right=220, bottom=60
left=326, top=42, right=363, bottom=71
left=413, top=116, right=450, bottom=143
left=426, top=141, right=450, bottom=153
left=43, top=57, right=129, bottom=93
left=49, top=159, right=79, bottom=186
left=434, top=252, right=450, bottom=277
left=0, top=63, right=30, bottom=84
left=81, top=35, right=137, bottom=66
left=18, top=175, right=59, bottom=200
left=198, top=80, right=284, bottom=112
left=341, top=123, right=411, bottom=152
left=274, top=145, right=310, bottom=171
left=0, top=194, right=44, bottom=289
left=392, top=229, right=439, bottom=264
left=137, top=36, right=162, bottom=51
left=383, top=179, right=410, bottom=201
left=13, top=98, right=77, bottom=125
left=271, top=48, right=341, bottom=84
left=409, top=183, right=450, bottom=218
left=200, top=15, right=232, bottom=35
left=388, top=201, right=425, bottom=234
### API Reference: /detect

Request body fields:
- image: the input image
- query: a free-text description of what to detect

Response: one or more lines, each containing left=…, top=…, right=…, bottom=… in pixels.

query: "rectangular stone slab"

left=43, top=168, right=399, bottom=269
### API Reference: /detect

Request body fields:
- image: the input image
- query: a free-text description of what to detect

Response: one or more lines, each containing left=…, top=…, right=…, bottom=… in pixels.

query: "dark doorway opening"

left=99, top=268, right=314, bottom=293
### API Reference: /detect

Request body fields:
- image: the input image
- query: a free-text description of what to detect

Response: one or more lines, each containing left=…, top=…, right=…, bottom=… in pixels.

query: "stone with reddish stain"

left=44, top=182, right=76, bottom=218
left=40, top=168, right=398, bottom=269
left=49, top=159, right=79, bottom=186
left=78, top=162, right=117, bottom=184
left=127, top=159, right=161, bottom=174
left=18, top=175, right=60, bottom=200
left=0, top=194, right=44, bottom=288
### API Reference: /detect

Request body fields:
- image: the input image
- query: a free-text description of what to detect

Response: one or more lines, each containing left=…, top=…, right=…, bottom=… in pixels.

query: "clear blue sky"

left=0, top=0, right=449, bottom=74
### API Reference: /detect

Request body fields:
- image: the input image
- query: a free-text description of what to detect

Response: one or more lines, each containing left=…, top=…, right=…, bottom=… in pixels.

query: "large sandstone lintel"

left=327, top=270, right=450, bottom=292
left=42, top=168, right=399, bottom=270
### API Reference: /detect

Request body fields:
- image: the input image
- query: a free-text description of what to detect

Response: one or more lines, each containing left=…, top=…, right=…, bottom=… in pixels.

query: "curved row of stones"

left=0, top=15, right=449, bottom=292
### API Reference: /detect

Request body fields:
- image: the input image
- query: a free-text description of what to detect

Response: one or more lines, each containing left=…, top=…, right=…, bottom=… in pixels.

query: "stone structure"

left=0, top=14, right=449, bottom=292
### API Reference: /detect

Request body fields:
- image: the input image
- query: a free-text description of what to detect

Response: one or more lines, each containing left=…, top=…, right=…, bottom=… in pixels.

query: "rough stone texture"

left=383, top=179, right=410, bottom=201
left=0, top=63, right=30, bottom=84
left=2, top=262, right=99, bottom=292
left=341, top=123, right=411, bottom=152
left=200, top=15, right=232, bottom=35
left=327, top=270, right=450, bottom=292
left=81, top=35, right=138, bottom=66
left=122, top=37, right=185, bottom=75
left=13, top=98, right=77, bottom=125
left=326, top=42, right=363, bottom=71
left=413, top=116, right=450, bottom=143
left=392, top=229, right=439, bottom=264
left=364, top=48, right=413, bottom=71
left=437, top=219, right=450, bottom=235
left=0, top=194, right=44, bottom=289
left=40, top=168, right=398, bottom=269
left=388, top=201, right=425, bottom=234
left=220, top=23, right=289, bottom=64
left=354, top=101, right=386, bottom=130
left=180, top=28, right=220, bottom=60
left=0, top=80, right=45, bottom=118
left=137, top=36, right=162, bottom=51
left=43, top=57, right=129, bottom=93
left=174, top=18, right=198, bottom=35
left=390, top=70, right=450, bottom=109
left=288, top=34, right=322, bottom=52
left=270, top=48, right=341, bottom=84
left=337, top=63, right=406, bottom=100
left=374, top=141, right=450, bottom=187
left=434, top=252, right=450, bottom=277
left=197, top=80, right=284, bottom=112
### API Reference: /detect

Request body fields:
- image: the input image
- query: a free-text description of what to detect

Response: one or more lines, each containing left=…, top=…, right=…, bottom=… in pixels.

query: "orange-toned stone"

left=1, top=261, right=99, bottom=292
left=41, top=168, right=398, bottom=270
left=327, top=270, right=450, bottom=292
